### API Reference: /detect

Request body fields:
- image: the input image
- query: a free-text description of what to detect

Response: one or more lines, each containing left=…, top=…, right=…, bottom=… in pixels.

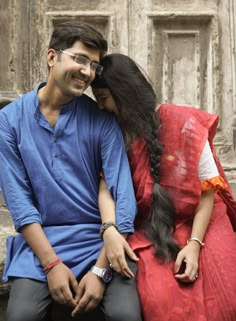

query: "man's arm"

left=0, top=112, right=78, bottom=306
left=21, top=223, right=78, bottom=306
left=71, top=118, right=138, bottom=316
left=99, top=178, right=138, bottom=277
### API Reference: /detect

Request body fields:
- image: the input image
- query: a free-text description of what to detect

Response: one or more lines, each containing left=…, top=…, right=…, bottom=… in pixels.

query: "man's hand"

left=46, top=262, right=78, bottom=307
left=103, top=227, right=138, bottom=278
left=71, top=272, right=106, bottom=317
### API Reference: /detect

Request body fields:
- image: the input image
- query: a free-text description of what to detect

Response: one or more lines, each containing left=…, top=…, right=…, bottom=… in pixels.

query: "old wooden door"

left=0, top=0, right=236, bottom=185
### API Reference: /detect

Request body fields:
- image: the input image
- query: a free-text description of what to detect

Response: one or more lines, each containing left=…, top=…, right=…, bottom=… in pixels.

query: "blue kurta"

left=0, top=83, right=137, bottom=282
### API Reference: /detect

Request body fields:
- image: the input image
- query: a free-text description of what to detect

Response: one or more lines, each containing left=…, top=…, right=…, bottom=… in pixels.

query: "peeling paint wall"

left=0, top=1, right=236, bottom=317
left=0, top=0, right=236, bottom=211
left=0, top=0, right=235, bottom=174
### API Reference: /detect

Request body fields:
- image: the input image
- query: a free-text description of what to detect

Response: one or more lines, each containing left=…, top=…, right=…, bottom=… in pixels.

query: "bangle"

left=44, top=257, right=62, bottom=274
left=100, top=222, right=118, bottom=239
left=187, top=237, right=205, bottom=248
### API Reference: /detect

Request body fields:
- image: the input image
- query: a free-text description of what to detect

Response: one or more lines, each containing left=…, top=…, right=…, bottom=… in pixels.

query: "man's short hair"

left=48, top=21, right=108, bottom=58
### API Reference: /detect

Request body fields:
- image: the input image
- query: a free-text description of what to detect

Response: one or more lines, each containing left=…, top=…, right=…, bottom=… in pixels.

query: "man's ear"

left=47, top=49, right=57, bottom=68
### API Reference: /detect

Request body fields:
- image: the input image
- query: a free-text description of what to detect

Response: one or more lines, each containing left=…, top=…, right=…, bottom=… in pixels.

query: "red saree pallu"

left=128, top=104, right=236, bottom=321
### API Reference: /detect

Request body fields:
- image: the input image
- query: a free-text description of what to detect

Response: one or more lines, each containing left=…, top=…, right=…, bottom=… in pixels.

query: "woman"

left=91, top=53, right=236, bottom=321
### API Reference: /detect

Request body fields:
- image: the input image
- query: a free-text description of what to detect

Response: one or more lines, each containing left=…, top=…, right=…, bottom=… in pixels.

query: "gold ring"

left=195, top=274, right=199, bottom=279
left=109, top=263, right=113, bottom=269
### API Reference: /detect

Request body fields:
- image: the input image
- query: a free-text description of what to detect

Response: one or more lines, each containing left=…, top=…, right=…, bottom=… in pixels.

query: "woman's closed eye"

left=93, top=88, right=118, bottom=114
left=98, top=96, right=108, bottom=102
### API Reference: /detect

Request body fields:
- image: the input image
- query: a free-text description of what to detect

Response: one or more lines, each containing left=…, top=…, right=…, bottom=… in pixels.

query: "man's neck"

left=38, top=84, right=72, bottom=110
left=38, top=85, right=72, bottom=127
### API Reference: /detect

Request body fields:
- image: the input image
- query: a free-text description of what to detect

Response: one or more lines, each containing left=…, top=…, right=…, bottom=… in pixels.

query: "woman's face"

left=92, top=88, right=118, bottom=115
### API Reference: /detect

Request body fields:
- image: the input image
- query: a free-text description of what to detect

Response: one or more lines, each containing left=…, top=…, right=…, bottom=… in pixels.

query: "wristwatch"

left=90, top=265, right=113, bottom=283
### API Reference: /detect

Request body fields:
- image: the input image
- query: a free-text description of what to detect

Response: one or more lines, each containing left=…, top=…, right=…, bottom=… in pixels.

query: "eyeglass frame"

left=57, top=49, right=103, bottom=75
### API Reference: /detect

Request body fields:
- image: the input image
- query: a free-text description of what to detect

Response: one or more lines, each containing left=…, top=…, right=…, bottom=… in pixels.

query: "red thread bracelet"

left=44, top=257, right=62, bottom=274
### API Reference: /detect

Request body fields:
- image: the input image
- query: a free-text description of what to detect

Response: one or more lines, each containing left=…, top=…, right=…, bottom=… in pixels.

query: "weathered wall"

left=0, top=0, right=236, bottom=175
left=0, top=0, right=236, bottom=319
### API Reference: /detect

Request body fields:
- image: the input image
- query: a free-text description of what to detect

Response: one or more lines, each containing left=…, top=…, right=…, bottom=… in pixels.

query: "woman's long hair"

left=92, top=53, right=179, bottom=261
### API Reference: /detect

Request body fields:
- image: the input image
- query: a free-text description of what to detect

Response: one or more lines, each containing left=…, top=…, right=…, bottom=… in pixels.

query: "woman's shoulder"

left=157, top=103, right=219, bottom=130
left=157, top=103, right=199, bottom=116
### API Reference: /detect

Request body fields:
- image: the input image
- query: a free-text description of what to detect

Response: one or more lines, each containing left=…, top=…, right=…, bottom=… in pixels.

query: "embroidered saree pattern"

left=128, top=104, right=236, bottom=321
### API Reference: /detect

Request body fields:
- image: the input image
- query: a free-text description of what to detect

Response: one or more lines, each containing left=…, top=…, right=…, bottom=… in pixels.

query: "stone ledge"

left=0, top=294, right=8, bottom=321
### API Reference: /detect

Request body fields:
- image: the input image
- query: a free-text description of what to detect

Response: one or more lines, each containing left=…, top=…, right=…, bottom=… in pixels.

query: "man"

left=0, top=21, right=141, bottom=321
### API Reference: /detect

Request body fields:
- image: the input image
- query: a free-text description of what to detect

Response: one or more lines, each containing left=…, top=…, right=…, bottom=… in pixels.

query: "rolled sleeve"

left=0, top=113, right=41, bottom=231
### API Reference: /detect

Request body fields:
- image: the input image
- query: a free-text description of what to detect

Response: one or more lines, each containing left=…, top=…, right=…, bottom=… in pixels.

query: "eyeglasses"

left=58, top=50, right=103, bottom=75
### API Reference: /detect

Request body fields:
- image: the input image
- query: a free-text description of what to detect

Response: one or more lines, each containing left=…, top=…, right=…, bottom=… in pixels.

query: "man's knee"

left=102, top=276, right=142, bottom=321
left=7, top=304, right=48, bottom=321
left=7, top=278, right=51, bottom=321
left=104, top=304, right=142, bottom=321
left=102, top=258, right=142, bottom=321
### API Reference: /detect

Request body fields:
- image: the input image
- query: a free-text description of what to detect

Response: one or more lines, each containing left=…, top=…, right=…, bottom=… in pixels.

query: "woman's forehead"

left=93, top=88, right=111, bottom=96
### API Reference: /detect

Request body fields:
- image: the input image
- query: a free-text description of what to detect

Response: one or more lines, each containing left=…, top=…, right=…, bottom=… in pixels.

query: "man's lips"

left=72, top=77, right=86, bottom=86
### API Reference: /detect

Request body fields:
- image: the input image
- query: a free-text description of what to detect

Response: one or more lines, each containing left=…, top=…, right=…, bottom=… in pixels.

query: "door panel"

left=0, top=0, right=235, bottom=184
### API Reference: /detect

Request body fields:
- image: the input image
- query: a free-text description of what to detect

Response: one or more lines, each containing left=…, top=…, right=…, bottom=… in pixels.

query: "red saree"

left=128, top=104, right=236, bottom=321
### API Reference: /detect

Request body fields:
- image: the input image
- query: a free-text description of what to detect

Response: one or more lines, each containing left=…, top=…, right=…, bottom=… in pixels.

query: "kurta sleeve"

left=0, top=110, right=41, bottom=231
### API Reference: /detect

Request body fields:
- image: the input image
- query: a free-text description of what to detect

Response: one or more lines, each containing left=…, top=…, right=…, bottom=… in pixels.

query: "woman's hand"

left=174, top=189, right=214, bottom=283
left=174, top=241, right=201, bottom=283
left=103, top=226, right=139, bottom=278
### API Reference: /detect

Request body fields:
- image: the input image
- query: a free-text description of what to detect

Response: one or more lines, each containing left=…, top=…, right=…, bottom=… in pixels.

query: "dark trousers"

left=7, top=259, right=142, bottom=321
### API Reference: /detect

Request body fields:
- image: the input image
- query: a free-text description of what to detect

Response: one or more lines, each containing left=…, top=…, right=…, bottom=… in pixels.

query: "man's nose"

left=80, top=63, right=91, bottom=76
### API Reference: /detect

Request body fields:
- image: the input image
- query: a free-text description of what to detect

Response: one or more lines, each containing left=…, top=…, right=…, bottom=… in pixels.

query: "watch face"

left=103, top=268, right=113, bottom=283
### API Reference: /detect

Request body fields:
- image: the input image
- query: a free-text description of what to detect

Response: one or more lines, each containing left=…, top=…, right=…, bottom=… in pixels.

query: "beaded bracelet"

left=100, top=222, right=118, bottom=239
left=44, top=257, right=62, bottom=274
left=187, top=237, right=205, bottom=248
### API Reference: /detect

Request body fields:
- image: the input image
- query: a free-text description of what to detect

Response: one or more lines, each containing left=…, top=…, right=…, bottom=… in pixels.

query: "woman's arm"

left=98, top=179, right=138, bottom=278
left=189, top=188, right=214, bottom=241
left=99, top=178, right=116, bottom=224
left=70, top=178, right=135, bottom=317
left=174, top=189, right=214, bottom=282
left=175, top=140, right=218, bottom=282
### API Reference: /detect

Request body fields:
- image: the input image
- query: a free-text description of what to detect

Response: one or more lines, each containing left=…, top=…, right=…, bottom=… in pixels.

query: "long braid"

left=92, top=53, right=180, bottom=262
left=144, top=112, right=180, bottom=261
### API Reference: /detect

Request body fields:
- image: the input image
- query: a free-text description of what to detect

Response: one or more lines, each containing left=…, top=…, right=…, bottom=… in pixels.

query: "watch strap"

left=90, top=265, right=113, bottom=283
left=100, top=221, right=118, bottom=239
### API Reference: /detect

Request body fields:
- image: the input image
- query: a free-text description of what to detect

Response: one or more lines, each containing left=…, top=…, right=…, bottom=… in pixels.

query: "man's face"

left=48, top=41, right=101, bottom=98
